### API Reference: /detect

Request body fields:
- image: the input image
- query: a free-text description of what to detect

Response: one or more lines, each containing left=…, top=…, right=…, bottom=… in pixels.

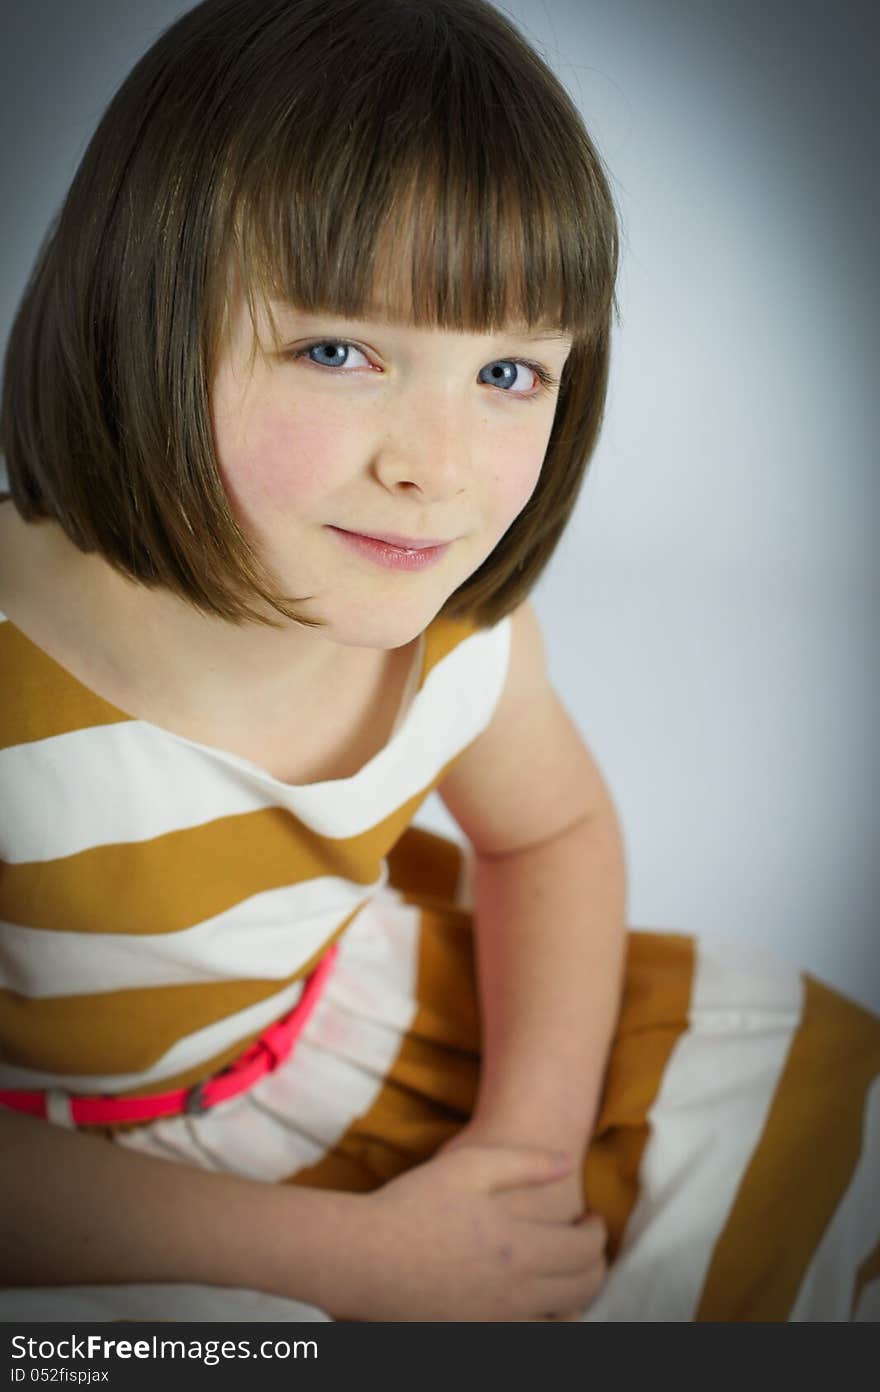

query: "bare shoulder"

left=436, top=599, right=617, bottom=858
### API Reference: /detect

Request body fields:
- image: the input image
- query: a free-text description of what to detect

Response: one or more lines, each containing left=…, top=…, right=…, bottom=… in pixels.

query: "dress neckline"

left=0, top=607, right=428, bottom=791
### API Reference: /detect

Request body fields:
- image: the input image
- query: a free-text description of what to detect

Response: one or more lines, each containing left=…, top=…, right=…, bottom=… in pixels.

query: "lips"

left=338, top=529, right=450, bottom=550
left=328, top=526, right=452, bottom=571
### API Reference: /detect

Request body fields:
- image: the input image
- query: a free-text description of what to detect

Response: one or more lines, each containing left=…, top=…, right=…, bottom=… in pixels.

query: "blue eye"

left=479, top=360, right=530, bottom=391
left=294, top=340, right=558, bottom=399
left=305, top=342, right=367, bottom=368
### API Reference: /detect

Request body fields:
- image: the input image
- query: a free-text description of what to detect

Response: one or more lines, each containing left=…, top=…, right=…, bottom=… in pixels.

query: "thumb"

left=476, top=1146, right=573, bottom=1193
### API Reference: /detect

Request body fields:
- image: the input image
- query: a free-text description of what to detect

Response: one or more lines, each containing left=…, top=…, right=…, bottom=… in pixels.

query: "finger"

left=497, top=1186, right=585, bottom=1227
left=531, top=1213, right=608, bottom=1276
left=579, top=1211, right=608, bottom=1244
left=534, top=1261, right=608, bottom=1317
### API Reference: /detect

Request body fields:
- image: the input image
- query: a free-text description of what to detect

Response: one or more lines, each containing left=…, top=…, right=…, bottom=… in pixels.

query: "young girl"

left=0, top=0, right=877, bottom=1323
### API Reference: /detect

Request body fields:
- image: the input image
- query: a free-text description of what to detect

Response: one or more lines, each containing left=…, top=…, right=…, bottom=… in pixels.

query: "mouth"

left=335, top=528, right=451, bottom=551
left=327, top=526, right=453, bottom=572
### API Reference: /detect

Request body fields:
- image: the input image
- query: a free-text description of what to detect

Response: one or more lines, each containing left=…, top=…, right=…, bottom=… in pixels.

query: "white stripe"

left=0, top=1284, right=331, bottom=1323
left=583, top=933, right=804, bottom=1321
left=0, top=972, right=309, bottom=1093
left=116, top=886, right=422, bottom=1183
left=0, top=869, right=384, bottom=996
left=788, top=1073, right=880, bottom=1321
left=0, top=617, right=511, bottom=862
left=45, top=1090, right=75, bottom=1128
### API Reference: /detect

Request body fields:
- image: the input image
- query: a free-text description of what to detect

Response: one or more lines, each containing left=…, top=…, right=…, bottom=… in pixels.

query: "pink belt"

left=0, top=944, right=338, bottom=1127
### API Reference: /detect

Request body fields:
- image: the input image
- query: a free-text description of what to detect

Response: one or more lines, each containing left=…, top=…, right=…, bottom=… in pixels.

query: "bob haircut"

left=1, top=0, right=620, bottom=630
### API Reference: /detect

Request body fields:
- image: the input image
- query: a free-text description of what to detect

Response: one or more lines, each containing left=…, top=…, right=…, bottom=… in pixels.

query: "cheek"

left=489, top=433, right=547, bottom=525
left=218, top=409, right=346, bottom=516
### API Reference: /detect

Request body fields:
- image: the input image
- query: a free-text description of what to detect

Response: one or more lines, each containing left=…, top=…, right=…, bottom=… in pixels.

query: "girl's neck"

left=0, top=501, right=364, bottom=718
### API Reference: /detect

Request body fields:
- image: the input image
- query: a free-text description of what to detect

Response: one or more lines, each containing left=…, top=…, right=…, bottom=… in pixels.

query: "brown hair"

left=0, top=0, right=620, bottom=629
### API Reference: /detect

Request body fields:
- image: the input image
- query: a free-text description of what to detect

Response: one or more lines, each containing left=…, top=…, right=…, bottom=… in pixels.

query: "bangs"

left=222, top=1, right=617, bottom=347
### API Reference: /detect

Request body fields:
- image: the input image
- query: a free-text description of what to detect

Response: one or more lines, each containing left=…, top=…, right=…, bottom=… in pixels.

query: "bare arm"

left=437, top=601, right=628, bottom=1183
left=0, top=1107, right=607, bottom=1321
left=465, top=806, right=626, bottom=1153
left=0, top=1107, right=356, bottom=1308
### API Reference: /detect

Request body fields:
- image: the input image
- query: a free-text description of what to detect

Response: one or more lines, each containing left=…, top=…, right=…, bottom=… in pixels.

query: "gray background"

left=2, top=1, right=878, bottom=1011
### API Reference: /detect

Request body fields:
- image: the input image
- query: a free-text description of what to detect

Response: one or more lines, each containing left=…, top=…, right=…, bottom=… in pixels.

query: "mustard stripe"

left=422, top=612, right=482, bottom=673
left=386, top=824, right=465, bottom=903
left=1, top=794, right=437, bottom=937
left=0, top=825, right=452, bottom=1084
left=0, top=930, right=343, bottom=1080
left=585, top=931, right=696, bottom=1264
left=697, top=975, right=880, bottom=1320
left=0, top=617, right=130, bottom=746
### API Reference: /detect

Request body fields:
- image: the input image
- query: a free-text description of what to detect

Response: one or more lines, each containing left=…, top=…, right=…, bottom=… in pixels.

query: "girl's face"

left=211, top=292, right=572, bottom=650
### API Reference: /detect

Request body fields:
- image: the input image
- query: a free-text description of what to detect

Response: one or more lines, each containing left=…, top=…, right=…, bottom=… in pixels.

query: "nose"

left=371, top=389, right=471, bottom=503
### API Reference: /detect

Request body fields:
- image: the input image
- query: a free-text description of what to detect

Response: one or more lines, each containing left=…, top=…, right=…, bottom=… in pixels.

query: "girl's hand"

left=439, top=1124, right=588, bottom=1226
left=319, top=1144, right=607, bottom=1322
left=434, top=1122, right=608, bottom=1321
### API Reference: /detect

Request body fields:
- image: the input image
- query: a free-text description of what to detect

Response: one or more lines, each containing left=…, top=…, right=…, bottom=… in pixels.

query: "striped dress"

left=1, top=606, right=878, bottom=1322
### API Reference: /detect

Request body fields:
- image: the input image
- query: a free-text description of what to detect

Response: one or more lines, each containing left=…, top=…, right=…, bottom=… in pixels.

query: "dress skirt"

left=3, top=826, right=878, bottom=1322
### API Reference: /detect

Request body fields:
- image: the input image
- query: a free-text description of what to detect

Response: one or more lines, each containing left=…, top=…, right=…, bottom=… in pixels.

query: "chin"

left=351, top=615, right=435, bottom=651
left=324, top=596, right=449, bottom=652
